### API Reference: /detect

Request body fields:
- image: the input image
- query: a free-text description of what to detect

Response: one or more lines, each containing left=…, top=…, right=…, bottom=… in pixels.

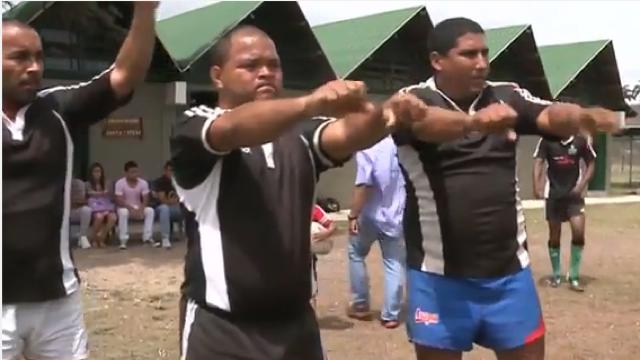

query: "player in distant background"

left=533, top=134, right=596, bottom=292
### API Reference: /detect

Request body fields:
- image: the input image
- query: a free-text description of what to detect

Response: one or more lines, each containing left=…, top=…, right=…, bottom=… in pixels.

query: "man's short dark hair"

left=209, top=24, right=270, bottom=67
left=124, top=161, right=138, bottom=171
left=428, top=17, right=485, bottom=55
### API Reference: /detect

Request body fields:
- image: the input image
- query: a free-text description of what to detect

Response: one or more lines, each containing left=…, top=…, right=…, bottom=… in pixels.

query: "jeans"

left=156, top=204, right=183, bottom=240
left=348, top=216, right=405, bottom=321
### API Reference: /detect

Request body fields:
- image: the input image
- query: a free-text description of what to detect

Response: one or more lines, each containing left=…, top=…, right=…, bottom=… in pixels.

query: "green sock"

left=570, top=245, right=584, bottom=280
left=548, top=246, right=561, bottom=278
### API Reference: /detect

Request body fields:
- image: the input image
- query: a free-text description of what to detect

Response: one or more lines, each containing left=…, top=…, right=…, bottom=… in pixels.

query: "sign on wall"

left=102, top=118, right=143, bottom=139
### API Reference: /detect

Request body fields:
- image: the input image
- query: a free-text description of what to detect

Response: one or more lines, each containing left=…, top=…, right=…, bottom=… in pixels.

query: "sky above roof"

left=156, top=0, right=640, bottom=86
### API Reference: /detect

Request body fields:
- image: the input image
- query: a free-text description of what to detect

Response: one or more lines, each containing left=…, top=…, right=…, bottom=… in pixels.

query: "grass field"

left=76, top=203, right=640, bottom=360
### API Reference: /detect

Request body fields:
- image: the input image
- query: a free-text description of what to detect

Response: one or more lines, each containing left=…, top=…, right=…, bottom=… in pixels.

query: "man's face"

left=431, top=32, right=489, bottom=97
left=126, top=166, right=139, bottom=181
left=2, top=26, right=44, bottom=106
left=211, top=32, right=283, bottom=106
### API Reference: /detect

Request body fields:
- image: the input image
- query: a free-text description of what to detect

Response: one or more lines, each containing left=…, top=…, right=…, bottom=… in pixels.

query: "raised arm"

left=207, top=80, right=367, bottom=153
left=503, top=85, right=621, bottom=138
left=537, top=103, right=621, bottom=139
left=37, top=2, right=158, bottom=126
left=388, top=92, right=517, bottom=143
left=109, top=1, right=158, bottom=100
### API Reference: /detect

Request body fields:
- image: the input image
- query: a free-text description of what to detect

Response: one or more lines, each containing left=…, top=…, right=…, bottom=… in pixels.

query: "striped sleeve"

left=37, top=65, right=132, bottom=126
left=170, top=106, right=229, bottom=190
left=299, top=117, right=347, bottom=175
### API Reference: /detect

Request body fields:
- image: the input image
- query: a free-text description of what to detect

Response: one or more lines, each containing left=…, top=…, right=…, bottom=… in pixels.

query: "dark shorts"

left=180, top=298, right=324, bottom=360
left=406, top=267, right=545, bottom=352
left=545, top=198, right=585, bottom=222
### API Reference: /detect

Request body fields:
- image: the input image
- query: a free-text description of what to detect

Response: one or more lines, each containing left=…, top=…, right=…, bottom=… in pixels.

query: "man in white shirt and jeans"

left=114, top=160, right=155, bottom=249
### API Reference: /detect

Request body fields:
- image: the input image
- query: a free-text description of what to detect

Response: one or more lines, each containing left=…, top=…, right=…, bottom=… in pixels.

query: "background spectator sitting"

left=114, top=161, right=155, bottom=249
left=152, top=161, right=183, bottom=249
left=70, top=178, right=92, bottom=249
left=86, top=162, right=117, bottom=248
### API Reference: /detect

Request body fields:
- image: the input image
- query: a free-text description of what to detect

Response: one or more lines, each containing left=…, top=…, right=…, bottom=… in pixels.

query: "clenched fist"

left=303, top=80, right=368, bottom=118
left=582, top=107, right=624, bottom=134
left=470, top=102, right=518, bottom=133
left=382, top=93, right=428, bottom=130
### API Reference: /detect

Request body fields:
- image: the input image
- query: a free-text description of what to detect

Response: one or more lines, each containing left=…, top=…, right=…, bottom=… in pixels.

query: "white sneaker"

left=78, top=236, right=91, bottom=249
left=161, top=237, right=171, bottom=249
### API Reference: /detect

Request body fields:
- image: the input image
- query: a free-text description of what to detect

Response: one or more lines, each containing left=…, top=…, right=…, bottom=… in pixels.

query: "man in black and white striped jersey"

left=2, top=3, right=157, bottom=359
left=392, top=17, right=622, bottom=360
left=172, top=24, right=425, bottom=360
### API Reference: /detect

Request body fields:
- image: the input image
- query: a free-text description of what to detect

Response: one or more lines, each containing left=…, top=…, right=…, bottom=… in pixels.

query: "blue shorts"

left=406, top=267, right=545, bottom=352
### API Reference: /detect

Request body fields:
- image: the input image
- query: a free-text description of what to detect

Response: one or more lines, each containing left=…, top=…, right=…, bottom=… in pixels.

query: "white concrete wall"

left=89, top=83, right=175, bottom=183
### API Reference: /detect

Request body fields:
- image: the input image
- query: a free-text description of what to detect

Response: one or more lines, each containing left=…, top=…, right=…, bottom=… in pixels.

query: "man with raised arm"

left=2, top=3, right=158, bottom=359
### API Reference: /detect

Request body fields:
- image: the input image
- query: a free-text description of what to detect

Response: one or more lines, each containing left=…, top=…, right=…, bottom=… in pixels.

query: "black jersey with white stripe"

left=395, top=78, right=552, bottom=278
left=170, top=105, right=340, bottom=320
left=534, top=135, right=596, bottom=200
left=3, top=67, right=130, bottom=303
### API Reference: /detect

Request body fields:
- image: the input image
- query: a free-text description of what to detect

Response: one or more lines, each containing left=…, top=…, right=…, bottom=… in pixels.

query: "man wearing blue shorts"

left=392, top=17, right=622, bottom=359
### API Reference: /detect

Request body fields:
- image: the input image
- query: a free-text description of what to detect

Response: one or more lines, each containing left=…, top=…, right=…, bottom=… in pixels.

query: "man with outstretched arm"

left=171, top=24, right=423, bottom=360
left=391, top=17, right=621, bottom=360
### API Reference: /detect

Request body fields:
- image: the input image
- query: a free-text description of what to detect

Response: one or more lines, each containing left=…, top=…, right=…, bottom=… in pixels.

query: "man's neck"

left=433, top=76, right=479, bottom=111
left=126, top=178, right=138, bottom=185
left=217, top=98, right=237, bottom=110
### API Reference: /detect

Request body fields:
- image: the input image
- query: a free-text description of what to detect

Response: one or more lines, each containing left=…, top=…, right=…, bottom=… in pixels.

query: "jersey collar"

left=425, top=77, right=487, bottom=115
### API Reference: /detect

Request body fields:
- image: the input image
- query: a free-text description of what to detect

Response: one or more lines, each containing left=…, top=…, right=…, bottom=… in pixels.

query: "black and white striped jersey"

left=3, top=67, right=129, bottom=303
left=170, top=105, right=340, bottom=319
left=395, top=78, right=553, bottom=278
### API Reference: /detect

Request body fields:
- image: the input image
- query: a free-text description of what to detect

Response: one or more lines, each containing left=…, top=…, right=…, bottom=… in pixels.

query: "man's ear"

left=210, top=65, right=223, bottom=90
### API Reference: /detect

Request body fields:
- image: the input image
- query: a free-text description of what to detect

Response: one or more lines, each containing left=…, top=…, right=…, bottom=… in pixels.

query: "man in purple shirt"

left=347, top=135, right=406, bottom=329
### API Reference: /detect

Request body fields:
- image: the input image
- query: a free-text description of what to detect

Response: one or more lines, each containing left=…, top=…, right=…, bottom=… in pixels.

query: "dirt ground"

left=76, top=203, right=640, bottom=360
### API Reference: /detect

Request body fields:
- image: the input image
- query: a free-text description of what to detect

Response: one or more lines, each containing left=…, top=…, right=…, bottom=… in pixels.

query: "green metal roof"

left=156, top=1, right=261, bottom=71
left=312, top=6, right=425, bottom=79
left=539, top=40, right=611, bottom=97
left=2, top=1, right=53, bottom=22
left=485, top=24, right=529, bottom=62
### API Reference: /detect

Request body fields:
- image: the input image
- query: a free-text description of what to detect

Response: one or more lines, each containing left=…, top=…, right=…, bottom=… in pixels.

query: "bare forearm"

left=539, top=104, right=619, bottom=138
left=576, top=163, right=595, bottom=191
left=320, top=102, right=386, bottom=161
left=209, top=97, right=309, bottom=152
left=410, top=107, right=471, bottom=142
left=110, top=3, right=156, bottom=98
left=349, top=185, right=370, bottom=218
